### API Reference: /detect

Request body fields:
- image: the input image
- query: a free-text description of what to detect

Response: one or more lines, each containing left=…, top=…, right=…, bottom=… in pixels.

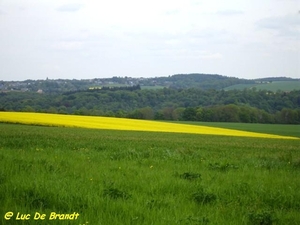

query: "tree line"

left=128, top=105, right=299, bottom=124
left=0, top=88, right=299, bottom=124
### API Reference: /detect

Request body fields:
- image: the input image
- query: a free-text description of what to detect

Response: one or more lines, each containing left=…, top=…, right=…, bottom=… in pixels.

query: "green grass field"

left=0, top=123, right=299, bottom=225
left=140, top=85, right=165, bottom=90
left=171, top=121, right=300, bottom=138
left=224, top=81, right=300, bottom=92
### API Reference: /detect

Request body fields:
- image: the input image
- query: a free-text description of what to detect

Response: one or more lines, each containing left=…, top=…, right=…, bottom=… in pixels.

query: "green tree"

left=221, top=104, right=240, bottom=122
left=172, top=107, right=185, bottom=120
left=47, top=107, right=58, bottom=114
left=139, top=107, right=154, bottom=120
left=182, top=108, right=197, bottom=121
left=162, top=107, right=174, bottom=120
left=23, top=106, right=35, bottom=112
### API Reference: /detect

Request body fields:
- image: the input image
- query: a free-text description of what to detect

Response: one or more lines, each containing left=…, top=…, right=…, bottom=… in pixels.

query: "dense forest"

left=1, top=87, right=299, bottom=124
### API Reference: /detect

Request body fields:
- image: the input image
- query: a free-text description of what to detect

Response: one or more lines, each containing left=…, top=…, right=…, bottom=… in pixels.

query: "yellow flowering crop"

left=0, top=112, right=298, bottom=140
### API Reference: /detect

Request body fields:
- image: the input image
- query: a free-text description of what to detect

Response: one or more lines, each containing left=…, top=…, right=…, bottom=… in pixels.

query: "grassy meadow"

left=171, top=121, right=300, bottom=138
left=224, top=81, right=300, bottom=92
left=0, top=112, right=299, bottom=224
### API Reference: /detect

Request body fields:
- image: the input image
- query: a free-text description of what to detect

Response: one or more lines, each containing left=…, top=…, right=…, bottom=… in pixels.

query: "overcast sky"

left=0, top=0, right=299, bottom=81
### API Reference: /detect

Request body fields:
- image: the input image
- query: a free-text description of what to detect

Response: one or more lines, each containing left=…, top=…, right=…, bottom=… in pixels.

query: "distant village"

left=0, top=77, right=156, bottom=93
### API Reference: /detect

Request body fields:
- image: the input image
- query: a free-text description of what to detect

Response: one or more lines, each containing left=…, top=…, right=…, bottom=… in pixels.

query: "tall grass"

left=0, top=123, right=299, bottom=225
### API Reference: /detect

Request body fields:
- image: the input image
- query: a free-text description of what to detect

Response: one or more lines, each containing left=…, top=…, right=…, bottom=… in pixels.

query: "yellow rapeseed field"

left=0, top=112, right=298, bottom=139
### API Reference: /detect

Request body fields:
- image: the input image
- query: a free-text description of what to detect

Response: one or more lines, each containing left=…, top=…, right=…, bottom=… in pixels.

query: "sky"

left=0, top=0, right=299, bottom=81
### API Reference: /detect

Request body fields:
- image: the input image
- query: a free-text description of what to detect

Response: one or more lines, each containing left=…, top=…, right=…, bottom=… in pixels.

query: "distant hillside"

left=255, top=77, right=298, bottom=82
left=225, top=80, right=300, bottom=92
left=1, top=74, right=298, bottom=93
left=139, top=73, right=255, bottom=90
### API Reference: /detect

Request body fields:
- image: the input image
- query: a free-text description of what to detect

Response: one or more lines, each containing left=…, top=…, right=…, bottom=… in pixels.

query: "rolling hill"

left=225, top=80, right=300, bottom=92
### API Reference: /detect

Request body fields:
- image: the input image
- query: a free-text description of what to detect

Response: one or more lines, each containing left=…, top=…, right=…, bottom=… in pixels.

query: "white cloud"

left=216, top=10, right=244, bottom=16
left=52, top=41, right=84, bottom=51
left=0, top=0, right=299, bottom=80
left=200, top=52, right=223, bottom=59
left=56, top=4, right=84, bottom=12
left=256, top=14, right=300, bottom=39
